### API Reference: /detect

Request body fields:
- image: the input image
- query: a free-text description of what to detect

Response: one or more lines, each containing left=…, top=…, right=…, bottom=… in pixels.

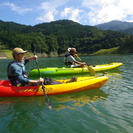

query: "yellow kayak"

left=29, top=62, right=123, bottom=77
left=0, top=76, right=108, bottom=97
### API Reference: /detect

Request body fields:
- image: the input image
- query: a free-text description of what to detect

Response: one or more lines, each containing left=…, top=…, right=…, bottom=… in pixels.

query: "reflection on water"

left=0, top=89, right=109, bottom=116
left=0, top=89, right=109, bottom=132
left=52, top=89, right=109, bottom=111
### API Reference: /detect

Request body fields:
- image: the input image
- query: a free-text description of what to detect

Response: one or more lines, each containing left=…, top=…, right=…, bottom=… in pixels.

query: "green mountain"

left=0, top=19, right=129, bottom=55
left=123, top=27, right=133, bottom=35
left=95, top=20, right=133, bottom=34
left=0, top=20, right=32, bottom=33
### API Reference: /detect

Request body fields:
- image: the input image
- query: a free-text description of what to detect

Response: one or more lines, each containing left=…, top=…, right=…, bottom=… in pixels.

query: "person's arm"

left=73, top=60, right=86, bottom=67
left=68, top=55, right=86, bottom=67
left=24, top=55, right=38, bottom=65
left=11, top=64, right=44, bottom=85
left=28, top=78, right=44, bottom=85
left=28, top=55, right=38, bottom=62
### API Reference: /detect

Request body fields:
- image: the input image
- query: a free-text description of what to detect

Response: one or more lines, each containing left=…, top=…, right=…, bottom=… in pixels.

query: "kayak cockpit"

left=0, top=80, right=11, bottom=86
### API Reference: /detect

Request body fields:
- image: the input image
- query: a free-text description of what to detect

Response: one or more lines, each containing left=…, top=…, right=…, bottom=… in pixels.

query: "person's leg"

left=44, top=77, right=62, bottom=85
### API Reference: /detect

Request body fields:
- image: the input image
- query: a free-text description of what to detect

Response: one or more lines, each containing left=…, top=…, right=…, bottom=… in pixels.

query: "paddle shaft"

left=76, top=55, right=82, bottom=61
left=76, top=55, right=95, bottom=76
left=31, top=43, right=52, bottom=109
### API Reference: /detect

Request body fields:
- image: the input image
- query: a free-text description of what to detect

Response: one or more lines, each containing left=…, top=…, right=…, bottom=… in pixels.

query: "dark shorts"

left=43, top=77, right=62, bottom=85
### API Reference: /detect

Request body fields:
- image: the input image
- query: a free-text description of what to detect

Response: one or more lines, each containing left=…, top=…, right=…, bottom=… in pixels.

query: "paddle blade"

left=31, top=43, right=36, bottom=55
left=76, top=55, right=95, bottom=75
left=42, top=85, right=52, bottom=110
left=87, top=66, right=95, bottom=76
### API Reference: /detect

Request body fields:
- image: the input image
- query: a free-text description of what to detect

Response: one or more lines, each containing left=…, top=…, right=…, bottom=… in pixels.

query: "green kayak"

left=28, top=62, right=122, bottom=77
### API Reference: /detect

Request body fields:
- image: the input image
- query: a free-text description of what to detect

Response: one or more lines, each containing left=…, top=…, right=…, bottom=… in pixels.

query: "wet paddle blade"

left=77, top=55, right=95, bottom=75
left=87, top=66, right=95, bottom=76
left=42, top=85, right=52, bottom=110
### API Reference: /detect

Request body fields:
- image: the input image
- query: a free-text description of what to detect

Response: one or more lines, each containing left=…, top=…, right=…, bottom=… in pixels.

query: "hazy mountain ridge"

left=95, top=20, right=133, bottom=34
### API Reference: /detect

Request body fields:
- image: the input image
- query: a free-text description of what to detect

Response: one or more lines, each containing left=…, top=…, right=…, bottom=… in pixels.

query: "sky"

left=0, top=0, right=133, bottom=26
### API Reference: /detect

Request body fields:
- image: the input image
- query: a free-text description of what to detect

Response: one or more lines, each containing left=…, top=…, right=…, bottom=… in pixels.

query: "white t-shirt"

left=65, top=55, right=79, bottom=68
left=67, top=55, right=76, bottom=64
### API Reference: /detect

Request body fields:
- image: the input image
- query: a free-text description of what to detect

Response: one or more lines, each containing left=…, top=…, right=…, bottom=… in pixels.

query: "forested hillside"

left=117, top=35, right=133, bottom=53
left=0, top=19, right=130, bottom=56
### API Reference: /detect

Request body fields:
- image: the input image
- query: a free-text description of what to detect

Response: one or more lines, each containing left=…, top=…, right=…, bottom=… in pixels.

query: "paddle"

left=76, top=55, right=95, bottom=76
left=31, top=43, right=52, bottom=110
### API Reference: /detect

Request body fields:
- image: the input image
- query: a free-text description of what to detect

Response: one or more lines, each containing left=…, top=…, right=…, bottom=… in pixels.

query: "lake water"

left=0, top=54, right=133, bottom=133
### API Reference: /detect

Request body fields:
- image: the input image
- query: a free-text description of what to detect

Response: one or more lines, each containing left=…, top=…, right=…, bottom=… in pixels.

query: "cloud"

left=37, top=0, right=133, bottom=25
left=37, top=9, right=58, bottom=22
left=1, top=2, right=32, bottom=15
left=36, top=0, right=68, bottom=22
left=61, top=7, right=84, bottom=23
left=82, top=0, right=133, bottom=25
left=1, top=0, right=133, bottom=26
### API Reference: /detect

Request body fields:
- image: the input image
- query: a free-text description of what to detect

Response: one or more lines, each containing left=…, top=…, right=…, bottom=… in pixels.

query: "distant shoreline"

left=0, top=57, right=7, bottom=59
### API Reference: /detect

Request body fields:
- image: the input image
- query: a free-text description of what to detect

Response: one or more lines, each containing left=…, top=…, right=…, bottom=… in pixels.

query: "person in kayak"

left=64, top=48, right=86, bottom=68
left=7, top=47, right=47, bottom=86
left=7, top=48, right=61, bottom=86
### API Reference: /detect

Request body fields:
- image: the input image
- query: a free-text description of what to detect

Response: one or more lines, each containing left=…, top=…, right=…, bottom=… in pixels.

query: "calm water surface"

left=0, top=54, right=133, bottom=133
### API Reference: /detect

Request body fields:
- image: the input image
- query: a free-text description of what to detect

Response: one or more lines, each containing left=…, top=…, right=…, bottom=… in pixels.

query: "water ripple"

left=1, top=55, right=133, bottom=133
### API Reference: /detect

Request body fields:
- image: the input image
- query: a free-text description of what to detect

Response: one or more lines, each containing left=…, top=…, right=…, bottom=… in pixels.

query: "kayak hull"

left=29, top=62, right=122, bottom=77
left=0, top=76, right=108, bottom=97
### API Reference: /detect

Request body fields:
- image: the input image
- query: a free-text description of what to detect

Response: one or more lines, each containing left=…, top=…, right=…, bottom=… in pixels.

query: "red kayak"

left=0, top=76, right=108, bottom=97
